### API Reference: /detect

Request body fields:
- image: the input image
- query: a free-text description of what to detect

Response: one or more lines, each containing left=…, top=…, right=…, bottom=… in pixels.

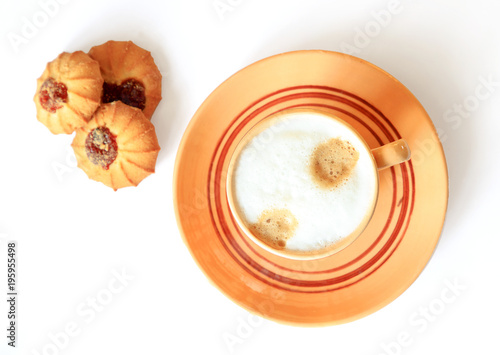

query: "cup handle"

left=371, top=139, right=411, bottom=170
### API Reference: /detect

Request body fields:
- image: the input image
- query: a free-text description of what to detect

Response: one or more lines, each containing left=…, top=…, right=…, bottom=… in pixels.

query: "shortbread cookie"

left=88, top=40, right=162, bottom=120
left=71, top=101, right=160, bottom=190
left=34, top=51, right=103, bottom=134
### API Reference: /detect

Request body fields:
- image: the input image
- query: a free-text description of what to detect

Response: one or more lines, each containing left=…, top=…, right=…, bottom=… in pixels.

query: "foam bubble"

left=310, top=137, right=360, bottom=189
left=249, top=208, right=298, bottom=249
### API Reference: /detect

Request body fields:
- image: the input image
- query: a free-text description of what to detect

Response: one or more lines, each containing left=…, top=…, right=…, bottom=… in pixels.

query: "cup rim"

left=226, top=107, right=380, bottom=260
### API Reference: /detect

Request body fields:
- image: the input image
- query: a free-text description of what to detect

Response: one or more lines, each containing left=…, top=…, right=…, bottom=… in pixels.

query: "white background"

left=1, top=0, right=499, bottom=354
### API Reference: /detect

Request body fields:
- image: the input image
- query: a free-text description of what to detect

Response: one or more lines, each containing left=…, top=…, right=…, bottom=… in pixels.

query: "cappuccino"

left=229, top=110, right=378, bottom=256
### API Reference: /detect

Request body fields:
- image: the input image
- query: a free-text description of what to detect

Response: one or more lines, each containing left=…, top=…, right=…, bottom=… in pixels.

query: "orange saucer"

left=173, top=50, right=448, bottom=326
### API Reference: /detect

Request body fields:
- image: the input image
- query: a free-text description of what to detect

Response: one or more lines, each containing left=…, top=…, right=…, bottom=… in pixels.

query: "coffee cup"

left=226, top=108, right=410, bottom=260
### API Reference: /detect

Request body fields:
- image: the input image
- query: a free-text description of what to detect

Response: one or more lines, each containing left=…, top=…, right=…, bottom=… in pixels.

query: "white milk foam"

left=232, top=111, right=377, bottom=252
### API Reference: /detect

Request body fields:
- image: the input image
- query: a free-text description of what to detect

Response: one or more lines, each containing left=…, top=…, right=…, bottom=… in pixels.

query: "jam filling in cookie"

left=102, top=78, right=146, bottom=111
left=85, top=126, right=118, bottom=170
left=39, top=78, right=68, bottom=114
